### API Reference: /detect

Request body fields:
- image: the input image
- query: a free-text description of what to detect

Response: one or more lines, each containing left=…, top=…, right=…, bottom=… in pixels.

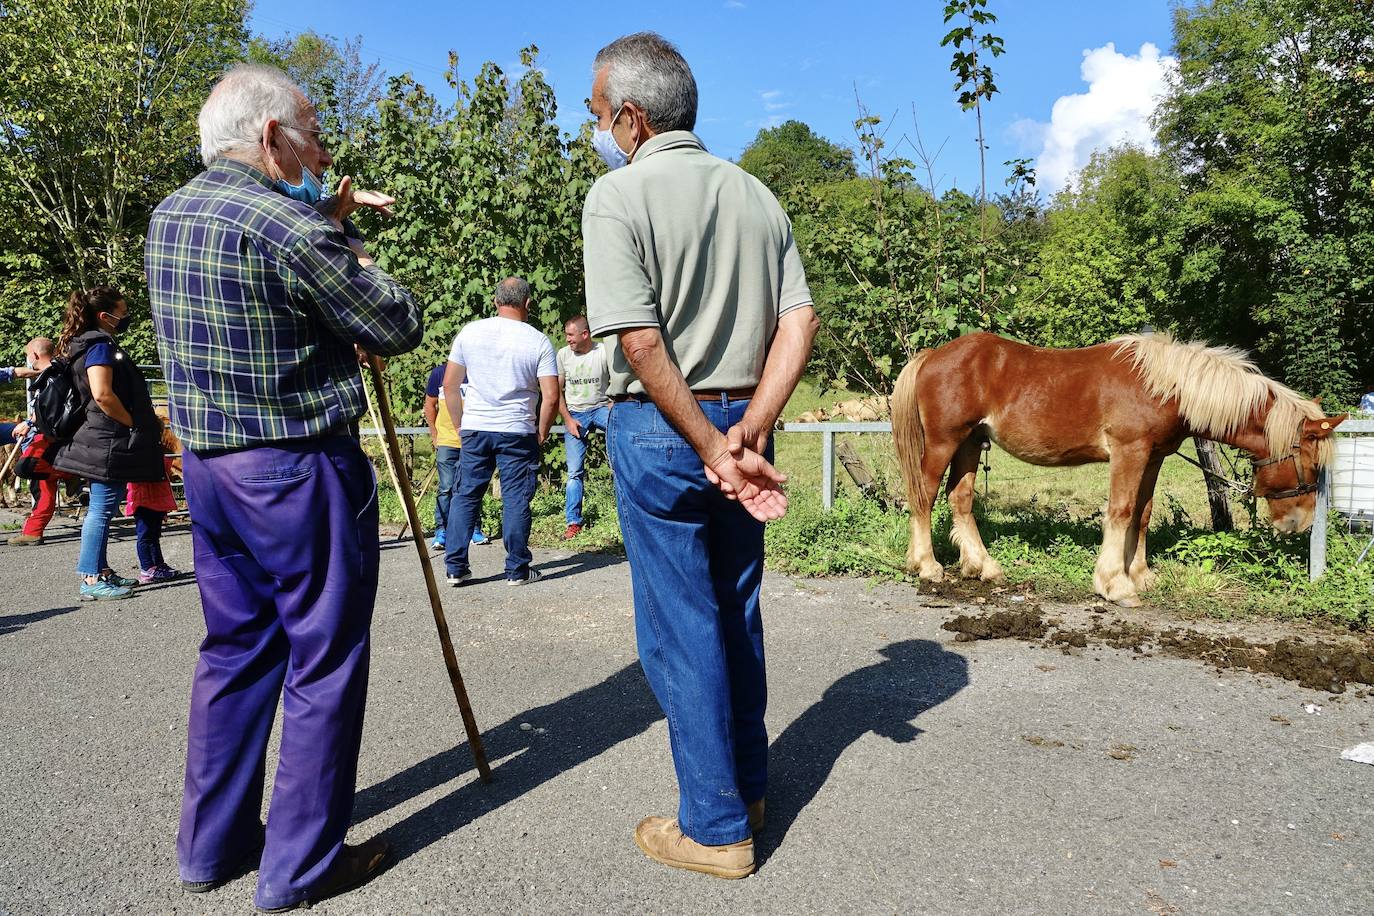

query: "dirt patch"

left=1155, top=631, right=1374, bottom=694
left=1108, top=743, right=1138, bottom=761
left=942, top=607, right=1048, bottom=641
left=943, top=608, right=1374, bottom=694
left=1022, top=735, right=1065, bottom=749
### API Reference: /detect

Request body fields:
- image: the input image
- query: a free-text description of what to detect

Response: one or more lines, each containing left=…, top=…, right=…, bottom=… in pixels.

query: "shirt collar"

left=207, top=156, right=278, bottom=190
left=631, top=130, right=706, bottom=164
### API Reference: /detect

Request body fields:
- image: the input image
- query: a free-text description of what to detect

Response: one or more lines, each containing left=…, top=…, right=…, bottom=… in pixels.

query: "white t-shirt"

left=447, top=316, right=558, bottom=434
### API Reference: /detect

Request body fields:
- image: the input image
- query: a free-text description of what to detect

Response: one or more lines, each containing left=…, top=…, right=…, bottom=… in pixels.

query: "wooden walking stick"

left=364, top=356, right=492, bottom=782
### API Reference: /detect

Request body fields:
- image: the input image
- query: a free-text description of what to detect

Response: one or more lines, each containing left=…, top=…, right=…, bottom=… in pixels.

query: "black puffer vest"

left=51, top=330, right=164, bottom=483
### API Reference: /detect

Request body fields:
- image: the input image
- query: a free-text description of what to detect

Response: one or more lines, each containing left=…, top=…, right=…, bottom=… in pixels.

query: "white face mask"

left=593, top=105, right=631, bottom=170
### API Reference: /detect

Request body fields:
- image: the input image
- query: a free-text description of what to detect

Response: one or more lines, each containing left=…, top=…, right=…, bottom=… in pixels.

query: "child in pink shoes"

left=127, top=425, right=182, bottom=584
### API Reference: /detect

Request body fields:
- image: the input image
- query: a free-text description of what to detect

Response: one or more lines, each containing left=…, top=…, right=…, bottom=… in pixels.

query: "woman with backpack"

left=51, top=286, right=166, bottom=601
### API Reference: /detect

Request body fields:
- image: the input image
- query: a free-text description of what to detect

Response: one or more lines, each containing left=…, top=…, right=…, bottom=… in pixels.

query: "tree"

left=941, top=0, right=1006, bottom=304
left=328, top=46, right=600, bottom=411
left=737, top=120, right=855, bottom=198
left=787, top=103, right=1037, bottom=396
left=247, top=31, right=384, bottom=143
left=0, top=0, right=249, bottom=363
left=1016, top=146, right=1182, bottom=348
left=1155, top=0, right=1374, bottom=403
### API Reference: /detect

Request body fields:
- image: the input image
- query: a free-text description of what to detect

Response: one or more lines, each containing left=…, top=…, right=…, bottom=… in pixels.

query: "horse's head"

left=1253, top=413, right=1346, bottom=534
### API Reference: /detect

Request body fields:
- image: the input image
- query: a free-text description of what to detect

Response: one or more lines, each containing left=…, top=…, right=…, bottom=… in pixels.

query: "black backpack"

left=30, top=358, right=86, bottom=443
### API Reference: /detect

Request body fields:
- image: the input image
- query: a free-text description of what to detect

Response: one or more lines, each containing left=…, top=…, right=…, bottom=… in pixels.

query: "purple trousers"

left=177, top=437, right=379, bottom=910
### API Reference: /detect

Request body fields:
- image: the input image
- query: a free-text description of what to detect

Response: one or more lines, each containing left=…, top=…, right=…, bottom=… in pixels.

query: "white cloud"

left=1025, top=42, right=1177, bottom=193
left=760, top=89, right=788, bottom=110
left=757, top=89, right=791, bottom=124
left=725, top=0, right=746, bottom=7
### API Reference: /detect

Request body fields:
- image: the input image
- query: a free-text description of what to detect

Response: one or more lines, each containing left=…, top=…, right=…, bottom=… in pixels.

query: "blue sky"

left=248, top=1, right=1177, bottom=196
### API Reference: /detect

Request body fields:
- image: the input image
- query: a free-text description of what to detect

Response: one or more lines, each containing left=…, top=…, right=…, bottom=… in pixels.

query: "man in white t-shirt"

left=556, top=315, right=611, bottom=540
left=441, top=277, right=559, bottom=585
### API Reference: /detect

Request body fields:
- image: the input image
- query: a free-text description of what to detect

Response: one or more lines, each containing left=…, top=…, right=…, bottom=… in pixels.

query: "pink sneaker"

left=138, top=564, right=181, bottom=584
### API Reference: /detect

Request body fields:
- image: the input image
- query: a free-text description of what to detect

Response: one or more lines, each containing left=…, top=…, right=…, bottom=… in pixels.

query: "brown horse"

left=892, top=332, right=1347, bottom=607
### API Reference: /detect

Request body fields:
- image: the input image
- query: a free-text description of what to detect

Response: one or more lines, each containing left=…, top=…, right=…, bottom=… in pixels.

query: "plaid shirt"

left=146, top=158, right=422, bottom=452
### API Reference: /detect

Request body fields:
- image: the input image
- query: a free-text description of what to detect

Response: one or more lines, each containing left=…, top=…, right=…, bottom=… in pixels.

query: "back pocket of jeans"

left=240, top=465, right=313, bottom=484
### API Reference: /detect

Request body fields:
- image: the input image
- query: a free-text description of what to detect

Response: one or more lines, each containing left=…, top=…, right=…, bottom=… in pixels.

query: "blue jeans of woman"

left=77, top=480, right=121, bottom=578
left=607, top=396, right=768, bottom=846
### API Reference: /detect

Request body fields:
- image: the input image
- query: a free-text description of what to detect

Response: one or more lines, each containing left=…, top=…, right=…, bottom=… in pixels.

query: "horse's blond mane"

left=1111, top=332, right=1332, bottom=467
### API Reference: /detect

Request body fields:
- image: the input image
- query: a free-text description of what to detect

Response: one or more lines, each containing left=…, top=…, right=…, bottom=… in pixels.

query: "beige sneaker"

left=633, top=816, right=754, bottom=879
left=748, top=799, right=765, bottom=832
left=7, top=533, right=43, bottom=546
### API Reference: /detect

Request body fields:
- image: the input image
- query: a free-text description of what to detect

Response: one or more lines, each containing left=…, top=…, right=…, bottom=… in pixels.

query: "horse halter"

left=1250, top=430, right=1317, bottom=501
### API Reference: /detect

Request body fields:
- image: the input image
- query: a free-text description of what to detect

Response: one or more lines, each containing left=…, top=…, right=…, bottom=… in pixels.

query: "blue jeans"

left=608, top=397, right=768, bottom=846
left=77, top=480, right=121, bottom=578
left=564, top=405, right=610, bottom=525
left=434, top=445, right=485, bottom=543
left=434, top=445, right=460, bottom=533
left=134, top=507, right=166, bottom=569
left=445, top=430, right=539, bottom=581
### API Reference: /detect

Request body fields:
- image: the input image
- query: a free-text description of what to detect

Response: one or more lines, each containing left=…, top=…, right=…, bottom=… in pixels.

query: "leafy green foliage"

left=328, top=46, right=599, bottom=413
left=787, top=113, right=1038, bottom=395
left=246, top=31, right=384, bottom=142
left=1016, top=147, right=1181, bottom=347
left=0, top=0, right=249, bottom=364
left=1155, top=0, right=1374, bottom=403
left=737, top=120, right=856, bottom=198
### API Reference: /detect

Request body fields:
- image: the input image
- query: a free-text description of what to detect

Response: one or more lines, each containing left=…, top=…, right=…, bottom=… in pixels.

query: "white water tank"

left=1331, top=433, right=1374, bottom=519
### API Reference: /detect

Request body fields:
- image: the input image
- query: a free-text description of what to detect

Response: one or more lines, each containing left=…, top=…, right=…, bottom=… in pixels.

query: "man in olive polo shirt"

left=583, top=32, right=819, bottom=879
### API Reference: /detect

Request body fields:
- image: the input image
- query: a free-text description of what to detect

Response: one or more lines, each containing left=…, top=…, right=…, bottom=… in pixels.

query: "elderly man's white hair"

left=198, top=63, right=308, bottom=167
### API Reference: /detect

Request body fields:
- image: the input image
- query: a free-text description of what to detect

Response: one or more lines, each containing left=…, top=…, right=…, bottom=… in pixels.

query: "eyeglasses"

left=282, top=123, right=328, bottom=150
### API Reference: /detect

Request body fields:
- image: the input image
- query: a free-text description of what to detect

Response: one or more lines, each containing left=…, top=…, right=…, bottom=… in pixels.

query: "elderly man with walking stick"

left=583, top=33, right=819, bottom=878
left=147, top=64, right=422, bottom=911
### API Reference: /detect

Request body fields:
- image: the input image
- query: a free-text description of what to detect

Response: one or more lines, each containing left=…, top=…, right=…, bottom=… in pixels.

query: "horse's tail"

left=892, top=350, right=933, bottom=511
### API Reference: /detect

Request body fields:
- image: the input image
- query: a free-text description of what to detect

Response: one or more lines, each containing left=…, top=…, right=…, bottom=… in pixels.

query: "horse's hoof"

left=980, top=560, right=1007, bottom=584
left=1113, top=595, right=1143, bottom=609
left=917, top=565, right=945, bottom=583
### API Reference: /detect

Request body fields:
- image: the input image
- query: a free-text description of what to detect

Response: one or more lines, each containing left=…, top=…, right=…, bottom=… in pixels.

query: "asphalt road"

left=0, top=516, right=1370, bottom=915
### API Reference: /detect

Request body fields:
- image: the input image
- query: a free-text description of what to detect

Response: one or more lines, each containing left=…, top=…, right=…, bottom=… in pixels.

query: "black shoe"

left=506, top=568, right=543, bottom=586
left=447, top=571, right=472, bottom=587
left=256, top=837, right=391, bottom=912
left=181, top=823, right=266, bottom=893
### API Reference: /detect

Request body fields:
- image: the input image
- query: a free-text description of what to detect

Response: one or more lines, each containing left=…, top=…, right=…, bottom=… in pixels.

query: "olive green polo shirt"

left=582, top=130, right=813, bottom=396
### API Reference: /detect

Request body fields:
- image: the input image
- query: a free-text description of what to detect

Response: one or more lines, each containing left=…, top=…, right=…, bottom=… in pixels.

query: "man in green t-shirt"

left=556, top=315, right=611, bottom=539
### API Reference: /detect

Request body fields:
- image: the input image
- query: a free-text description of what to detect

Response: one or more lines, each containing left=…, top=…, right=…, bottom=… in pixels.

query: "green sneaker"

left=81, top=579, right=133, bottom=601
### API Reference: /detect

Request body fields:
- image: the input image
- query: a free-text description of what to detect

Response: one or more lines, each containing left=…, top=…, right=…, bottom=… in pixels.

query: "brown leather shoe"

left=633, top=816, right=754, bottom=879
left=7, top=533, right=43, bottom=546
left=257, top=837, right=391, bottom=913
left=748, top=798, right=765, bottom=832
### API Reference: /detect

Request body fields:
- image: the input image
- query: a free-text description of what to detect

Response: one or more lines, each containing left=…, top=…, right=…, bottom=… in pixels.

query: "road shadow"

left=0, top=605, right=80, bottom=637
left=535, top=551, right=626, bottom=583
left=359, top=638, right=967, bottom=868
left=358, top=662, right=663, bottom=863
left=757, top=638, right=969, bottom=863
